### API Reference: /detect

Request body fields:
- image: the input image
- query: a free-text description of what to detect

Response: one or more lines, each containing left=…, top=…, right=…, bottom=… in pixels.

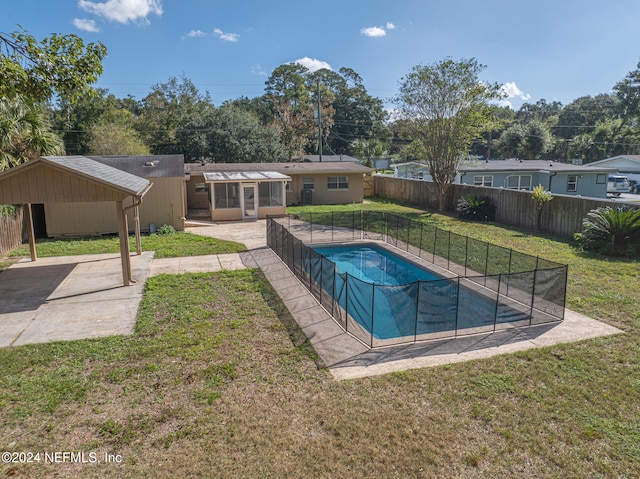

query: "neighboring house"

left=185, top=161, right=373, bottom=221
left=393, top=159, right=617, bottom=198
left=43, top=155, right=186, bottom=236
left=587, top=155, right=640, bottom=185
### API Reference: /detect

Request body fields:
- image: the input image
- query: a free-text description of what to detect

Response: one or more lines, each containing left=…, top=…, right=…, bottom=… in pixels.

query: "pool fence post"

left=483, top=241, right=489, bottom=287
left=493, top=273, right=501, bottom=332
left=406, top=219, right=411, bottom=252
left=331, top=211, right=334, bottom=243
left=414, top=281, right=421, bottom=343
left=310, top=212, right=313, bottom=243
left=345, top=273, right=349, bottom=333
left=352, top=210, right=355, bottom=241
left=454, top=277, right=460, bottom=338
left=418, top=223, right=424, bottom=260
left=370, top=283, right=375, bottom=349
left=432, top=227, right=437, bottom=263
left=506, top=249, right=513, bottom=297
left=395, top=214, right=400, bottom=248
left=447, top=230, right=451, bottom=271
left=529, top=265, right=538, bottom=327
left=464, top=236, right=468, bottom=277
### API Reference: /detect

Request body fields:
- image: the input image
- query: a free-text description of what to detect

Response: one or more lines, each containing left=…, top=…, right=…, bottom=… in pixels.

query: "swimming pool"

left=312, top=243, right=530, bottom=343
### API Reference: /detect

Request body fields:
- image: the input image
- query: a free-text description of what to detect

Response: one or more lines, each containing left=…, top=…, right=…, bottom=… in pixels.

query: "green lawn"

left=0, top=200, right=639, bottom=478
left=8, top=231, right=246, bottom=259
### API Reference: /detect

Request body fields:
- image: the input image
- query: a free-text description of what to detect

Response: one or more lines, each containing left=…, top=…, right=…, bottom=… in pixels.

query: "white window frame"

left=473, top=175, right=493, bottom=187
left=506, top=175, right=532, bottom=191
left=328, top=176, right=349, bottom=190
left=302, top=177, right=314, bottom=190
left=567, top=175, right=578, bottom=192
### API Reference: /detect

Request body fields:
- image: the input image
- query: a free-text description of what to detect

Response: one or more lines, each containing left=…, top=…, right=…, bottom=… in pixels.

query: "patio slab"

left=0, top=252, right=153, bottom=348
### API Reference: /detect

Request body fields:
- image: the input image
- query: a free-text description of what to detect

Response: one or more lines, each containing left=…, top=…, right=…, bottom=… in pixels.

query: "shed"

left=0, top=156, right=152, bottom=286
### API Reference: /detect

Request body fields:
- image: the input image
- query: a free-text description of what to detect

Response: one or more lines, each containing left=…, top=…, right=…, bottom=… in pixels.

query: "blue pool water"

left=312, top=244, right=441, bottom=285
left=311, top=243, right=529, bottom=341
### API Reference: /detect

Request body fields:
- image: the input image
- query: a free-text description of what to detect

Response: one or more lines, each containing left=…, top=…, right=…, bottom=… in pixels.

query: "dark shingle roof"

left=88, top=155, right=185, bottom=178
left=185, top=162, right=372, bottom=175
left=43, top=156, right=151, bottom=195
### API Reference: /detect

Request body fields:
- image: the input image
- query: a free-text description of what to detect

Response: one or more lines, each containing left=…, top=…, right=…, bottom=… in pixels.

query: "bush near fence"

left=373, top=175, right=637, bottom=238
left=0, top=207, right=24, bottom=256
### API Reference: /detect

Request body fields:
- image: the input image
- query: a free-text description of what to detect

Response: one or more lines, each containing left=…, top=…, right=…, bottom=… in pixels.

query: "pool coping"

left=250, top=245, right=624, bottom=380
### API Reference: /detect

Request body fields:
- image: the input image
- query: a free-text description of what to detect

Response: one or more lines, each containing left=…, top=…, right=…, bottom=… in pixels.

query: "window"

left=194, top=182, right=209, bottom=194
left=303, top=177, right=314, bottom=190
left=473, top=175, right=493, bottom=187
left=258, top=182, right=283, bottom=207
left=214, top=183, right=240, bottom=209
left=596, top=174, right=607, bottom=184
left=328, top=176, right=349, bottom=190
left=506, top=175, right=532, bottom=190
left=567, top=175, right=578, bottom=192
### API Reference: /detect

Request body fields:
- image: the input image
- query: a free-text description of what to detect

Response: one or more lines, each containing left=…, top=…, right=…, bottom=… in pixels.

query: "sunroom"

left=203, top=171, right=290, bottom=221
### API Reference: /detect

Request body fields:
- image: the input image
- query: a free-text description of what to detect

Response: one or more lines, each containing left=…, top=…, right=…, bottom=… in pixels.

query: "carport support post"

left=134, top=205, right=142, bottom=255
left=25, top=203, right=37, bottom=262
left=116, top=201, right=132, bottom=286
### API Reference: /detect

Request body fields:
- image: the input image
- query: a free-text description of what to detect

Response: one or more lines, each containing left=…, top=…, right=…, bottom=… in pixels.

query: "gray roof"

left=43, top=156, right=151, bottom=196
left=298, top=155, right=360, bottom=163
left=203, top=171, right=291, bottom=182
left=186, top=162, right=373, bottom=175
left=461, top=159, right=616, bottom=173
left=88, top=155, right=185, bottom=178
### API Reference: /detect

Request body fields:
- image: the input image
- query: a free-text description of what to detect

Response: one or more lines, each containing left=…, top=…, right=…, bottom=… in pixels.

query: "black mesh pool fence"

left=267, top=212, right=568, bottom=349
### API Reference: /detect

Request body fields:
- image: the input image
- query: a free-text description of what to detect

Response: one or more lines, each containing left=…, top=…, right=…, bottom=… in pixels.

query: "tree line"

left=2, top=28, right=640, bottom=173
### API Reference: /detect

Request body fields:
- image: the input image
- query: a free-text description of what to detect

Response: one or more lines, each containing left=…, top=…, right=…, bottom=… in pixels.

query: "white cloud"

left=73, top=18, right=101, bottom=32
left=497, top=81, right=531, bottom=108
left=294, top=57, right=332, bottom=72
left=361, top=26, right=386, bottom=37
left=386, top=22, right=396, bottom=30
left=213, top=28, right=239, bottom=42
left=78, top=0, right=162, bottom=25
left=185, top=29, right=206, bottom=38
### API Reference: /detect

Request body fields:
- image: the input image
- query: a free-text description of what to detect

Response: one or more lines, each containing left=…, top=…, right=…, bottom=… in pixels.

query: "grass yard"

left=8, top=231, right=246, bottom=259
left=0, top=199, right=639, bottom=477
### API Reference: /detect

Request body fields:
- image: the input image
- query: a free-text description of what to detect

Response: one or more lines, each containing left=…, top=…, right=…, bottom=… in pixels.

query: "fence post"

left=454, top=277, right=460, bottom=338
left=414, top=281, right=421, bottom=343
left=310, top=212, right=313, bottom=243
left=418, top=223, right=424, bottom=259
left=529, top=268, right=538, bottom=327
left=352, top=210, right=355, bottom=241
left=370, top=284, right=375, bottom=349
left=493, top=273, right=501, bottom=332
left=506, top=249, right=513, bottom=297
left=464, top=236, right=469, bottom=277
left=331, top=211, right=334, bottom=243
left=484, top=241, right=489, bottom=287
left=406, top=219, right=411, bottom=252
left=432, top=227, right=437, bottom=263
left=447, top=230, right=451, bottom=271
left=345, top=274, right=349, bottom=333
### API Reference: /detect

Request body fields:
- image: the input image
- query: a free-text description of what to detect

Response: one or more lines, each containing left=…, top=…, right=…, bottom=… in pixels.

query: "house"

left=587, top=155, right=640, bottom=185
left=185, top=161, right=373, bottom=221
left=42, top=155, right=186, bottom=236
left=393, top=159, right=617, bottom=198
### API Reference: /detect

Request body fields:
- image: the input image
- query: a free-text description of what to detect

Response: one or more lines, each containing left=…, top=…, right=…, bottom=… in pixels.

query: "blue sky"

left=3, top=0, right=640, bottom=111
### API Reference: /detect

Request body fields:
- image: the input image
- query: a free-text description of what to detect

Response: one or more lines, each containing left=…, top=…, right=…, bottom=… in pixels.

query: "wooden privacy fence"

left=363, top=176, right=374, bottom=197
left=373, top=176, right=634, bottom=238
left=0, top=207, right=24, bottom=255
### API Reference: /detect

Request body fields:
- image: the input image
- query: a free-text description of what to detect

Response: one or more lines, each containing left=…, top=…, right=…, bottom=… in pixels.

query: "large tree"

left=394, top=58, right=504, bottom=210
left=0, top=29, right=106, bottom=104
left=614, top=60, right=640, bottom=124
left=264, top=64, right=316, bottom=160
left=136, top=75, right=213, bottom=159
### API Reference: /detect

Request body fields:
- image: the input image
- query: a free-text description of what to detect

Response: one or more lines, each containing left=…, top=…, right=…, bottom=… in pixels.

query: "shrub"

left=456, top=195, right=496, bottom=222
left=532, top=185, right=552, bottom=232
left=574, top=206, right=640, bottom=257
left=156, top=224, right=177, bottom=235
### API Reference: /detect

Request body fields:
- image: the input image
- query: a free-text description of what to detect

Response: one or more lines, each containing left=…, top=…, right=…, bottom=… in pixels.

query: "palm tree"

left=0, top=96, right=64, bottom=171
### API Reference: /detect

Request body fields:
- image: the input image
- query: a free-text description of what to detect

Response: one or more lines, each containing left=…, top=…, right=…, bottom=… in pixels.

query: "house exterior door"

left=241, top=183, right=257, bottom=220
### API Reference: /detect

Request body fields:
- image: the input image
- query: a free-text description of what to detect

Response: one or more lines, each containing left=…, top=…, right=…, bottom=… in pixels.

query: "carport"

left=0, top=156, right=152, bottom=286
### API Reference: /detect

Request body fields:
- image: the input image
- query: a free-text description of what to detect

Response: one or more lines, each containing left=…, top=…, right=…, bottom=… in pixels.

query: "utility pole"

left=316, top=79, right=323, bottom=162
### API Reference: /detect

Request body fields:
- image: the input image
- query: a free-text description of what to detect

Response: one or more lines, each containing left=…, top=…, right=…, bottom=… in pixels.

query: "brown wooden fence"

left=0, top=207, right=24, bottom=256
left=363, top=176, right=374, bottom=197
left=373, top=176, right=634, bottom=238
